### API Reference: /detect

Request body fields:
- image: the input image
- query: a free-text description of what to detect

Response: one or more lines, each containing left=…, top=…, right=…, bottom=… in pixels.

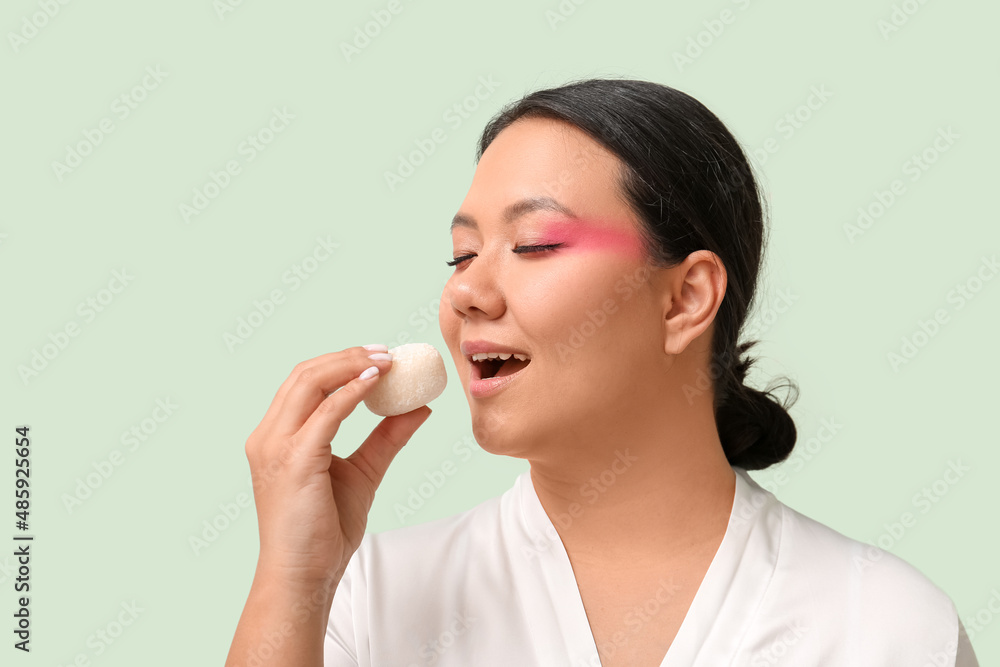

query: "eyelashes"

left=445, top=243, right=565, bottom=268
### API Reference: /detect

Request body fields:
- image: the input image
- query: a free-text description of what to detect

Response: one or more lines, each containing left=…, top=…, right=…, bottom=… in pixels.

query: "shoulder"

left=739, top=469, right=956, bottom=611
left=754, top=480, right=964, bottom=662
left=778, top=498, right=956, bottom=612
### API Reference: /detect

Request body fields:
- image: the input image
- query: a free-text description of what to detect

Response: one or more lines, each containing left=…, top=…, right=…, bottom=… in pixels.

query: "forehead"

left=456, top=117, right=624, bottom=226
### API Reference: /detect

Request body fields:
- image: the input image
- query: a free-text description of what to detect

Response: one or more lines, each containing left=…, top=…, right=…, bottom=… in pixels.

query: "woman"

left=226, top=79, right=978, bottom=666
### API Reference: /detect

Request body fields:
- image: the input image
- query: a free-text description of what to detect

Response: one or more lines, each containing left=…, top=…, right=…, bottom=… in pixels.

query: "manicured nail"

left=363, top=343, right=388, bottom=352
left=367, top=353, right=392, bottom=361
left=359, top=366, right=379, bottom=380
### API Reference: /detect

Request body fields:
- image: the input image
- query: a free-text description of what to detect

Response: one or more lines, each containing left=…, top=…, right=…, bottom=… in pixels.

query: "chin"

left=469, top=410, right=520, bottom=454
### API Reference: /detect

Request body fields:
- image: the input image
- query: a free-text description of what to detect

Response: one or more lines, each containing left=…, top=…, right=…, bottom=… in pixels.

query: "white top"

left=325, top=467, right=979, bottom=666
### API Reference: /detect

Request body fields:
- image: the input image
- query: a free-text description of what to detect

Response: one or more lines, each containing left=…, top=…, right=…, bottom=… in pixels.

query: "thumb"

left=347, top=406, right=432, bottom=489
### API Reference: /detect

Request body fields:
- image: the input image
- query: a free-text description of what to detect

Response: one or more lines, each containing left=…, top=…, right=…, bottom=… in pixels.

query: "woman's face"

left=439, top=117, right=671, bottom=459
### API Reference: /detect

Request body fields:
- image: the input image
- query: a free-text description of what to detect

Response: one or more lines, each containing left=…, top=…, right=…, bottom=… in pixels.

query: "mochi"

left=363, top=343, right=448, bottom=417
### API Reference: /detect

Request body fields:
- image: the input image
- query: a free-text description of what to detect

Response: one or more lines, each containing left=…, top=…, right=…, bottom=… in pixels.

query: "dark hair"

left=475, top=78, right=799, bottom=471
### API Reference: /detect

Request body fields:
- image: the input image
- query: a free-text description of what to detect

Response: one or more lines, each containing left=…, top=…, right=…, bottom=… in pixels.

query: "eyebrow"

left=450, top=196, right=577, bottom=232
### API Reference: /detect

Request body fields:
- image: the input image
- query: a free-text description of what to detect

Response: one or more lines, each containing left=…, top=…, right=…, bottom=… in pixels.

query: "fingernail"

left=363, top=343, right=388, bottom=352
left=367, top=352, right=392, bottom=361
left=359, top=366, right=379, bottom=380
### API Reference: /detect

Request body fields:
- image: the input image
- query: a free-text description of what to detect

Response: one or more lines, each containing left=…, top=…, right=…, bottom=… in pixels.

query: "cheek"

left=509, top=258, right=626, bottom=346
left=527, top=242, right=656, bottom=355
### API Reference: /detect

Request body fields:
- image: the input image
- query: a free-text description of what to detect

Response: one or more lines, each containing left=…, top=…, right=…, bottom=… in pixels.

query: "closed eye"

left=445, top=243, right=564, bottom=268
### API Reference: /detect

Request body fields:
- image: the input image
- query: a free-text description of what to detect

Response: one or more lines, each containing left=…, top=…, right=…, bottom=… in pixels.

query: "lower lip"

left=470, top=362, right=529, bottom=398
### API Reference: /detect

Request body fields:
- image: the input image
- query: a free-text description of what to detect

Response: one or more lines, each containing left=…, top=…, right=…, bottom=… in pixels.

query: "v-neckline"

left=514, top=466, right=782, bottom=666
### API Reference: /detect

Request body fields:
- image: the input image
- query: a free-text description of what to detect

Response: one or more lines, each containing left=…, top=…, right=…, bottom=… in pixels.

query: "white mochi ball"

left=363, top=343, right=448, bottom=417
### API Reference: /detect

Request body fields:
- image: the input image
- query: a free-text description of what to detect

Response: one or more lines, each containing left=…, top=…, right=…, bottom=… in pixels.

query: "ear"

left=661, top=250, right=727, bottom=356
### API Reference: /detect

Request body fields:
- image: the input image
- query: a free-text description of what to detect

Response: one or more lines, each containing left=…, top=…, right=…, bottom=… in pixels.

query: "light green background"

left=2, top=0, right=997, bottom=664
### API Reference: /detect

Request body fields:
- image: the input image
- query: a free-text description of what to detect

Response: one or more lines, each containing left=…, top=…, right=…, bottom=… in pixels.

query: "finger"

left=255, top=351, right=342, bottom=438
left=291, top=363, right=389, bottom=457
left=271, top=348, right=392, bottom=436
left=256, top=346, right=385, bottom=433
left=345, top=406, right=432, bottom=490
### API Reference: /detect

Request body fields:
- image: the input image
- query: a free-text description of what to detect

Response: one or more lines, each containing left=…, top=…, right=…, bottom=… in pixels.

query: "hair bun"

left=716, top=349, right=799, bottom=470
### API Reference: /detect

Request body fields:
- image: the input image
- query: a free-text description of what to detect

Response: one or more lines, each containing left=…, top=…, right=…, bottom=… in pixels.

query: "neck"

left=526, top=396, right=737, bottom=569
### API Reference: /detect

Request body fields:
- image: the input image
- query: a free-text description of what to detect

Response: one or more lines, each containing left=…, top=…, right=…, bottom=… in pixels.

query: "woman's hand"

left=244, top=345, right=431, bottom=587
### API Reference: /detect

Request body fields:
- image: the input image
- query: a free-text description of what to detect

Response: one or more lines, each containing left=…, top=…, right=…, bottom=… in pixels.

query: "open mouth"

left=470, top=353, right=531, bottom=380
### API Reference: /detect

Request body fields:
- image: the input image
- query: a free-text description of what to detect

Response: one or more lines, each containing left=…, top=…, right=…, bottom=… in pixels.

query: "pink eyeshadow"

left=540, top=218, right=645, bottom=261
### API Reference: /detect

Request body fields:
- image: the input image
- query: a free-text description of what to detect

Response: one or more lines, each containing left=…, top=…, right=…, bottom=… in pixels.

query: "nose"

left=444, top=252, right=506, bottom=321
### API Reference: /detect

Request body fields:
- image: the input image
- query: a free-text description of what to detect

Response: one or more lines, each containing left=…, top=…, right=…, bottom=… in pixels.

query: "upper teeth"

left=470, top=352, right=529, bottom=362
